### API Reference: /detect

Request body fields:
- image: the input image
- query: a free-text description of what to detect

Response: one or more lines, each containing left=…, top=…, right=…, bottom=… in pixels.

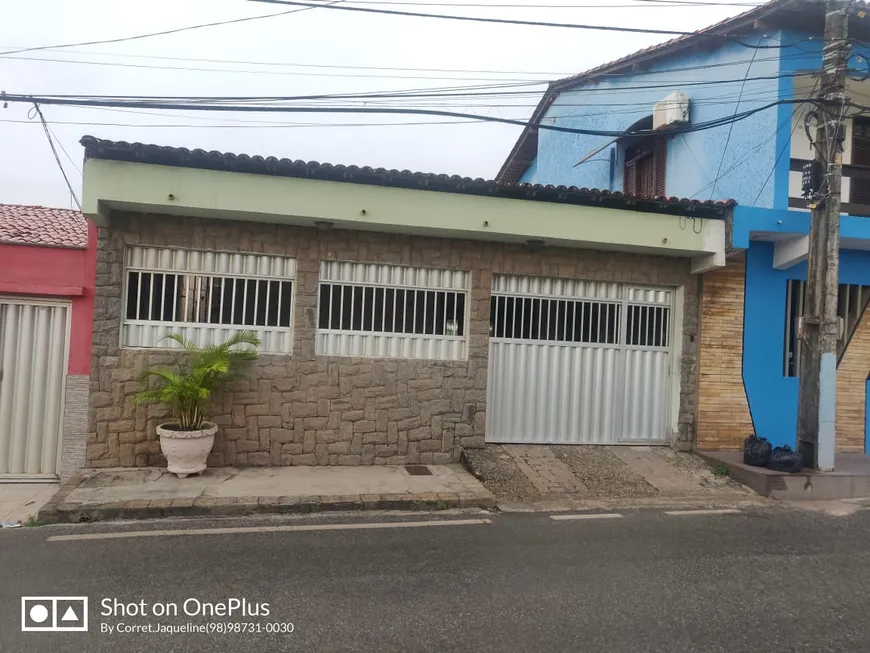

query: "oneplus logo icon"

left=21, top=597, right=88, bottom=632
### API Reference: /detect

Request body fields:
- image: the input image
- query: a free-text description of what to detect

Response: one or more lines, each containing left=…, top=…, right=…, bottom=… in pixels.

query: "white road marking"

left=47, top=518, right=492, bottom=542
left=549, top=513, right=623, bottom=521
left=663, top=509, right=742, bottom=516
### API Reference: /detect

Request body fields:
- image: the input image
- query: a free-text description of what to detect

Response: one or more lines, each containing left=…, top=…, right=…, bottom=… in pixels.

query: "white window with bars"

left=123, top=246, right=296, bottom=354
left=316, top=261, right=469, bottom=361
left=489, top=276, right=671, bottom=350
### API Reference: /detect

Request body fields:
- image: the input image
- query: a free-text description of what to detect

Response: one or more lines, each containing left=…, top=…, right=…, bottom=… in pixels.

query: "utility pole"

left=797, top=0, right=850, bottom=471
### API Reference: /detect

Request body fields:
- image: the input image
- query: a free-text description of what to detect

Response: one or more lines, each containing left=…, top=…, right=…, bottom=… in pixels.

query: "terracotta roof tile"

left=81, top=136, right=735, bottom=220
left=0, top=204, right=88, bottom=248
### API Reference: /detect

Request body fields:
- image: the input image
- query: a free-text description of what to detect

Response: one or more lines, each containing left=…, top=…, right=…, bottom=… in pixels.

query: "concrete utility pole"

left=797, top=0, right=851, bottom=471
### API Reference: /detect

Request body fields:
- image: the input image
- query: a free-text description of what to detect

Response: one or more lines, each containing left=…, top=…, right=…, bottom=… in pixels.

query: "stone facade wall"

left=86, top=212, right=700, bottom=467
left=836, top=310, right=870, bottom=452
left=696, top=255, right=755, bottom=450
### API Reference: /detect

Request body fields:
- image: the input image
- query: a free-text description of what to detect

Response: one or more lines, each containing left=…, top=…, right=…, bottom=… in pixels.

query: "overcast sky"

left=1, top=0, right=748, bottom=209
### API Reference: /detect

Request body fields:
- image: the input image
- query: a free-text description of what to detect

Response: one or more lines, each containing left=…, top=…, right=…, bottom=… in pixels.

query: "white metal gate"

left=0, top=298, right=70, bottom=479
left=486, top=276, right=673, bottom=444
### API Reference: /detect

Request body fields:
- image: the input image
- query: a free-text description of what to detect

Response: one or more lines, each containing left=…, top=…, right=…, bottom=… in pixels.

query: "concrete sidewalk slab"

left=39, top=465, right=495, bottom=524
left=0, top=483, right=58, bottom=524
left=464, top=444, right=756, bottom=511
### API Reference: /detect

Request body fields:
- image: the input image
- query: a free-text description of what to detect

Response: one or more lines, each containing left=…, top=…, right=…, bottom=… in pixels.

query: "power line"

left=0, top=117, right=485, bottom=128
left=0, top=54, right=546, bottom=83
left=31, top=104, right=81, bottom=210
left=249, top=0, right=719, bottom=36
left=0, top=93, right=828, bottom=138
left=250, top=0, right=816, bottom=47
left=0, top=2, right=337, bottom=57
left=46, top=124, right=83, bottom=176
left=303, top=0, right=765, bottom=7
left=0, top=47, right=816, bottom=81
left=708, top=36, right=761, bottom=199
left=5, top=71, right=814, bottom=109
left=751, top=78, right=822, bottom=205
left=0, top=92, right=789, bottom=129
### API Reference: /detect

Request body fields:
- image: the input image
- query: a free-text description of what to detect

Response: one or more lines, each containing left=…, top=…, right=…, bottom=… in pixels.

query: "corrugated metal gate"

left=0, top=298, right=70, bottom=479
left=485, top=276, right=673, bottom=445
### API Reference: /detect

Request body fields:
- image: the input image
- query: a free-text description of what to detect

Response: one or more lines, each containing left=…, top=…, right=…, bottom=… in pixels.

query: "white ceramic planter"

left=157, top=422, right=218, bottom=478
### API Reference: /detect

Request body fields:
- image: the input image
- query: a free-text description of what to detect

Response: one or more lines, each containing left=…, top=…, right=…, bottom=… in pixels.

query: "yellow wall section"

left=697, top=255, right=754, bottom=450
left=836, top=312, right=870, bottom=452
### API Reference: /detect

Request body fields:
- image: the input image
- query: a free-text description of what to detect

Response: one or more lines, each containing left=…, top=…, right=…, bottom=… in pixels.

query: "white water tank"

left=653, top=92, right=690, bottom=130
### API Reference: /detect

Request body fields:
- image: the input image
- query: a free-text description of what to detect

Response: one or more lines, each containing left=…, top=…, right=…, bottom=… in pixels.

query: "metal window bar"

left=172, top=275, right=179, bottom=322
left=183, top=275, right=191, bottom=324
left=136, top=272, right=144, bottom=320
left=422, top=290, right=428, bottom=335
left=159, top=274, right=167, bottom=322
left=383, top=288, right=388, bottom=332
left=441, top=291, right=447, bottom=336
left=392, top=287, right=398, bottom=333
left=571, top=300, right=578, bottom=343
left=194, top=276, right=202, bottom=324
left=220, top=277, right=226, bottom=326
left=264, top=280, right=271, bottom=327
left=230, top=277, right=237, bottom=325
left=252, top=279, right=260, bottom=327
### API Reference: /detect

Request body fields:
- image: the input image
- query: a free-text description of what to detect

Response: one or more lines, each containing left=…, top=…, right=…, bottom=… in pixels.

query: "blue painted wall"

left=743, top=241, right=870, bottom=448
left=521, top=31, right=788, bottom=207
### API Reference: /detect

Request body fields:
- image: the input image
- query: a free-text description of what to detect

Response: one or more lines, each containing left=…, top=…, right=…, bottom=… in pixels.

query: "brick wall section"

left=696, top=255, right=755, bottom=450
left=836, top=309, right=870, bottom=452
left=86, top=212, right=700, bottom=467
left=60, top=374, right=89, bottom=480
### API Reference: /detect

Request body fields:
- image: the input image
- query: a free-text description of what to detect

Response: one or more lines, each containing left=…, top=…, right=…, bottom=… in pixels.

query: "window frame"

left=315, top=261, right=471, bottom=361
left=121, top=246, right=296, bottom=355
left=624, top=137, right=667, bottom=198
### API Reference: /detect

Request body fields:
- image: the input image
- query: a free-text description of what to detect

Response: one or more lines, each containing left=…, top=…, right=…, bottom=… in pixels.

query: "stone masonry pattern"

left=86, top=212, right=700, bottom=468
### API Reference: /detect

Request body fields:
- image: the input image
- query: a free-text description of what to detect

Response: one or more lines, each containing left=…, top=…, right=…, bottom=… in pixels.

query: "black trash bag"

left=743, top=434, right=772, bottom=467
left=767, top=445, right=803, bottom=473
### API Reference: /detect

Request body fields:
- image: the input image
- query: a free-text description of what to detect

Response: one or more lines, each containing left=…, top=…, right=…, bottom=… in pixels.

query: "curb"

left=39, top=490, right=497, bottom=524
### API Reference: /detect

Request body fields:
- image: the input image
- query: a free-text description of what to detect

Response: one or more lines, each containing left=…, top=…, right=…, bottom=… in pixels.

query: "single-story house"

left=79, top=135, right=732, bottom=468
left=0, top=203, right=96, bottom=481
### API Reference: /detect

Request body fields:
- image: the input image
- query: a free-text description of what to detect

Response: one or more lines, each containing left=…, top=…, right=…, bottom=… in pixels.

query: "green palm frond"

left=134, top=330, right=260, bottom=430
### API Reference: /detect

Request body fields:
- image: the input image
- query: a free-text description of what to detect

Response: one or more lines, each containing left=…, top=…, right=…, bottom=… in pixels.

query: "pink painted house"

left=0, top=204, right=96, bottom=480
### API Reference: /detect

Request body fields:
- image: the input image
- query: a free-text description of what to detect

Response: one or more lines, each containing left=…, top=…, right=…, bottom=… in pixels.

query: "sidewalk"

left=39, top=464, right=496, bottom=524
left=462, top=444, right=759, bottom=511
left=0, top=484, right=58, bottom=524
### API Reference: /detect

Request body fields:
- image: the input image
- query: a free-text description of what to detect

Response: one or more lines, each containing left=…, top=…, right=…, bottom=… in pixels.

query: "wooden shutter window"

left=624, top=159, right=637, bottom=195
left=654, top=139, right=667, bottom=198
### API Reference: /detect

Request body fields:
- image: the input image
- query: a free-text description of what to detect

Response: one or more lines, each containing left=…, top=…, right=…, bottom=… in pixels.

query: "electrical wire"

left=0, top=93, right=830, bottom=138
left=0, top=92, right=791, bottom=129
left=46, top=124, right=83, bottom=176
left=31, top=104, right=82, bottom=210
left=708, top=34, right=761, bottom=198
left=751, top=79, right=821, bottom=206
left=4, top=71, right=816, bottom=108
left=250, top=0, right=726, bottom=35
left=250, top=0, right=818, bottom=47
left=0, top=2, right=339, bottom=57
left=0, top=48, right=819, bottom=83
left=307, top=0, right=766, bottom=7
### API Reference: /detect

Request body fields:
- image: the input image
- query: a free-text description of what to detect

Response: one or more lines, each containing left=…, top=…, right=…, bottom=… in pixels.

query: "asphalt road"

left=1, top=506, right=869, bottom=653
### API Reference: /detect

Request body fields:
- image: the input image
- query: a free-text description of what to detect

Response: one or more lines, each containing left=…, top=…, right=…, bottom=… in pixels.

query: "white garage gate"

left=0, top=298, right=70, bottom=479
left=485, top=275, right=674, bottom=445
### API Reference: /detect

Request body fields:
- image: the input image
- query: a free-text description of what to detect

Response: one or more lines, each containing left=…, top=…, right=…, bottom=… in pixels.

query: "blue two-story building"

left=497, top=0, right=870, bottom=454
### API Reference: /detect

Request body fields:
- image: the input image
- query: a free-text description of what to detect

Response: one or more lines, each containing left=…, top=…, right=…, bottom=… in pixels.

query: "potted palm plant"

left=134, top=331, right=260, bottom=477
